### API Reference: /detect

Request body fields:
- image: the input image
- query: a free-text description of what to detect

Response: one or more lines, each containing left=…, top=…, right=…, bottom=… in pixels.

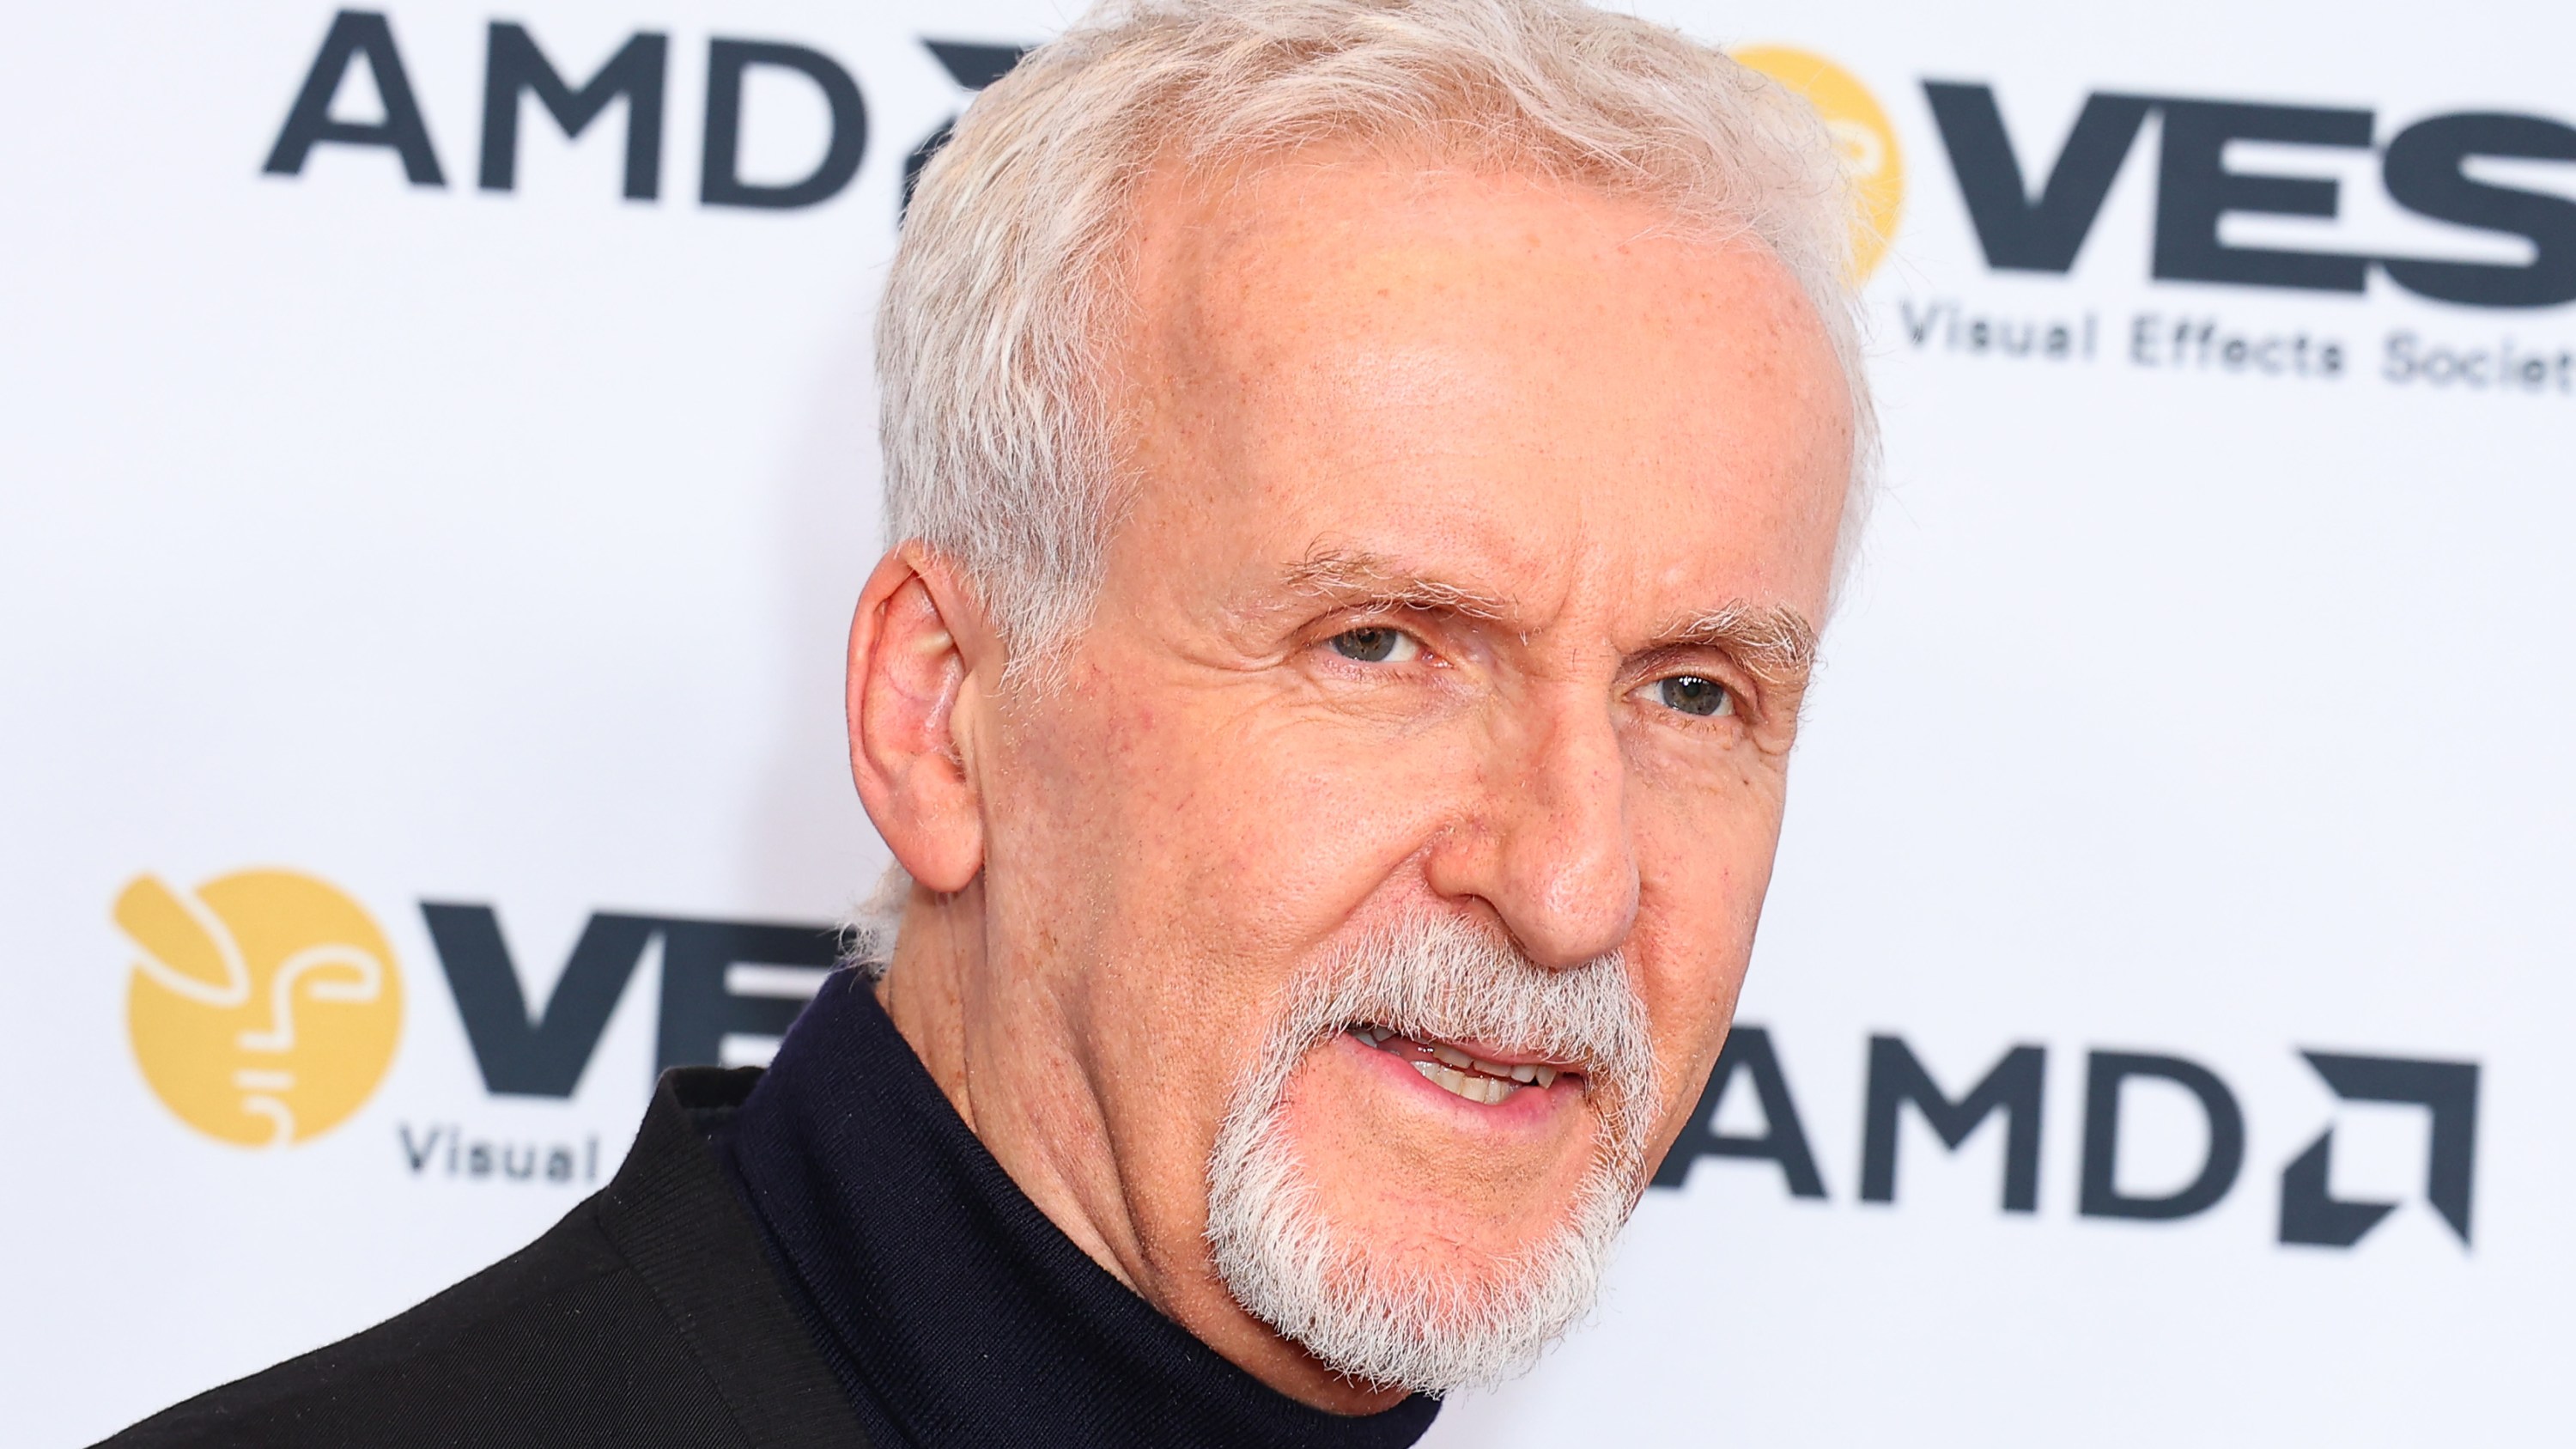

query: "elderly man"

left=104, top=1, right=1866, bottom=1445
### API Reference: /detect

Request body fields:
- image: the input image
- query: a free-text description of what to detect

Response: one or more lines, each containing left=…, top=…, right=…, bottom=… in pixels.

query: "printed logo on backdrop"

left=1609, top=43, right=2566, bottom=384
left=261, top=10, right=1032, bottom=225
left=1898, top=72, right=2576, bottom=390
left=1665, top=44, right=2570, bottom=391
left=263, top=10, right=871, bottom=210
left=112, top=868, right=839, bottom=1184
left=117, top=870, right=404, bottom=1147
left=1920, top=85, right=2576, bottom=308
left=1651, top=1028, right=2482, bottom=1252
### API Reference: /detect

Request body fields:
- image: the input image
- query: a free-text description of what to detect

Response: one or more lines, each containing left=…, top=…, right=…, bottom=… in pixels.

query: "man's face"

left=958, top=156, right=1848, bottom=1391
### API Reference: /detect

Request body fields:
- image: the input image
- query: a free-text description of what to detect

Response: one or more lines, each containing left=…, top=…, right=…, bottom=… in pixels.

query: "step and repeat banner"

left=4, top=2, right=2568, bottom=1443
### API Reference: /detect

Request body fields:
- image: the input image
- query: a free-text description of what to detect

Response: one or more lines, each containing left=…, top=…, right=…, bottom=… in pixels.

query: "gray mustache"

left=1279, top=914, right=1659, bottom=1129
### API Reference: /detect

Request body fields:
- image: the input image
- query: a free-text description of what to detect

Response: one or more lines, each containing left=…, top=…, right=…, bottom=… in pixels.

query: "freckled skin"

left=850, top=155, right=1850, bottom=1413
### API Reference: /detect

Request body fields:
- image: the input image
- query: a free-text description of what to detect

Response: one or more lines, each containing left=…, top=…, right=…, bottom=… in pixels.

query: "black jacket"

left=100, top=1068, right=870, bottom=1449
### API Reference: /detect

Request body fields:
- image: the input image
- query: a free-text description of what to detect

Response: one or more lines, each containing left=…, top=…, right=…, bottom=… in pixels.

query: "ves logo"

left=115, top=869, right=404, bottom=1148
left=1732, top=46, right=1905, bottom=282
left=112, top=867, right=841, bottom=1163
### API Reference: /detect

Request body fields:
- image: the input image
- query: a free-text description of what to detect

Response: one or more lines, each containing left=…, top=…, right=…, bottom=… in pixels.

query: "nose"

left=1423, top=687, right=1639, bottom=969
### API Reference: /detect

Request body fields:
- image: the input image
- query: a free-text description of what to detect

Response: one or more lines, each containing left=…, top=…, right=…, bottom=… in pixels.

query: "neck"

left=875, top=885, right=1410, bottom=1416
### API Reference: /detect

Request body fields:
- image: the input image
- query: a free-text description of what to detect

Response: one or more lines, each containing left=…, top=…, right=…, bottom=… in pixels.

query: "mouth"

left=1346, top=1024, right=1584, bottom=1106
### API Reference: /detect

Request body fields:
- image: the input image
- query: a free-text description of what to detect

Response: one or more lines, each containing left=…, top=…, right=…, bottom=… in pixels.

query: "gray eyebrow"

left=1279, top=548, right=1512, bottom=620
left=1657, top=602, right=1818, bottom=687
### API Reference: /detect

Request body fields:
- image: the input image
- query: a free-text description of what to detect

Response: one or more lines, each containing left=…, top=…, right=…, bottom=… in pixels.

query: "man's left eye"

left=1654, top=675, right=1732, bottom=717
left=1328, top=628, right=1422, bottom=663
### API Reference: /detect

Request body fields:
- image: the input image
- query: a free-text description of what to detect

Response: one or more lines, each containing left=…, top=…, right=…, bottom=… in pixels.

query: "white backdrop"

left=5, top=2, right=2571, bottom=1443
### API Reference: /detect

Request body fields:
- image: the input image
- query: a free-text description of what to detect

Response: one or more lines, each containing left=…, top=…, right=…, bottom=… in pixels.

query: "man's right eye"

left=1328, top=627, right=1422, bottom=663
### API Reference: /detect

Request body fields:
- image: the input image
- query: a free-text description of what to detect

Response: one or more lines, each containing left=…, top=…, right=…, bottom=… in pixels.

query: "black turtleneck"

left=718, top=969, right=1443, bottom=1449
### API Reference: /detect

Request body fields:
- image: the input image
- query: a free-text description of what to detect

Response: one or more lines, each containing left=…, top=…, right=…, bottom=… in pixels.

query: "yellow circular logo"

left=118, top=869, right=403, bottom=1148
left=1733, top=46, right=1904, bottom=281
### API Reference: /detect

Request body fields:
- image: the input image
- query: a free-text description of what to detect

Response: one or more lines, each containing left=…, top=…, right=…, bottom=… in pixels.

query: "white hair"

left=1204, top=911, right=1660, bottom=1392
left=878, top=0, right=1877, bottom=671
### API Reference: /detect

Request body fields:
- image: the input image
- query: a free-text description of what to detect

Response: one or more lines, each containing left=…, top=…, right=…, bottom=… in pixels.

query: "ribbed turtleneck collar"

left=718, top=970, right=1442, bottom=1449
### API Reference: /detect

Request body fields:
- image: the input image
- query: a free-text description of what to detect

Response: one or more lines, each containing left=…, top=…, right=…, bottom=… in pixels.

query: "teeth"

left=1411, top=1060, right=1514, bottom=1105
left=1385, top=1034, right=1564, bottom=1102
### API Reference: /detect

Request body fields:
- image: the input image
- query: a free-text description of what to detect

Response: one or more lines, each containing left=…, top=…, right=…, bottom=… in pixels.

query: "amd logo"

left=264, top=10, right=871, bottom=209
left=1655, top=1026, right=2481, bottom=1252
left=1926, top=83, right=2576, bottom=308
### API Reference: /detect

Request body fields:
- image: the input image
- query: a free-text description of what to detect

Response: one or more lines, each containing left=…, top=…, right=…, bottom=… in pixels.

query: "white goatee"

left=1204, top=913, right=1657, bottom=1395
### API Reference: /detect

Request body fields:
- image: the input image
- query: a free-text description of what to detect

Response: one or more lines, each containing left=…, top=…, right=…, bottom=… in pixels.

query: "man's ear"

left=846, top=545, right=996, bottom=894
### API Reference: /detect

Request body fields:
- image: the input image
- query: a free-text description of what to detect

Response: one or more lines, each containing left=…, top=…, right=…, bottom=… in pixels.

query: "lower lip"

left=1330, top=1030, right=1583, bottom=1131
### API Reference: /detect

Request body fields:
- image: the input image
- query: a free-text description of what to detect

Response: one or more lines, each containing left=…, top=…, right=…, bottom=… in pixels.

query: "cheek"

left=1628, top=754, right=1788, bottom=959
left=1626, top=926, right=1757, bottom=1170
left=1625, top=774, right=1783, bottom=1133
left=991, top=663, right=1471, bottom=1117
left=1019, top=668, right=1463, bottom=969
